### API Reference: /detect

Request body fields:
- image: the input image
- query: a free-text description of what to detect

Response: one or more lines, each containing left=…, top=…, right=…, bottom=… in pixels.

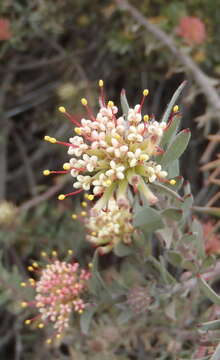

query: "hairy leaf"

left=161, top=129, right=191, bottom=167
left=161, top=81, right=187, bottom=123
left=161, top=208, right=183, bottom=221
left=161, top=115, right=181, bottom=147
left=114, top=242, right=133, bottom=257
left=133, top=206, right=164, bottom=233
left=120, top=88, right=129, bottom=118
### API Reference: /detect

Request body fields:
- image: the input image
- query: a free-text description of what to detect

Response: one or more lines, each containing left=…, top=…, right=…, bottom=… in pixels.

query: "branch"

left=116, top=0, right=220, bottom=114
left=13, top=130, right=37, bottom=197
left=19, top=176, right=69, bottom=212
left=0, top=60, right=17, bottom=200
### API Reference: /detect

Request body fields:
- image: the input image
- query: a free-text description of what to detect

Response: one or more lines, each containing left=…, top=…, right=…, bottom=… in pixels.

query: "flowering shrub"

left=17, top=81, right=220, bottom=358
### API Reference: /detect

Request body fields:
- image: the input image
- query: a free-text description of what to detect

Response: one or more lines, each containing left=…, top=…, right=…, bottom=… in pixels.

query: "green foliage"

left=133, top=206, right=164, bottom=232
left=160, top=129, right=191, bottom=167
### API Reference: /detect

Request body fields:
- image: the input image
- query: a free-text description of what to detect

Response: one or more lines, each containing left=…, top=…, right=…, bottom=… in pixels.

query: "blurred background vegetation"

left=0, top=0, right=220, bottom=359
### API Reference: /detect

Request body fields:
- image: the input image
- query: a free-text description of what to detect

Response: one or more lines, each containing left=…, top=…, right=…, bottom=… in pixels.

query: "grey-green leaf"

left=114, top=242, right=133, bottom=257
left=133, top=206, right=164, bottom=233
left=166, top=250, right=183, bottom=267
left=147, top=256, right=176, bottom=284
left=161, top=115, right=181, bottom=147
left=80, top=306, right=97, bottom=334
left=120, top=89, right=129, bottom=118
left=161, top=81, right=187, bottom=124
left=150, top=182, right=183, bottom=203
left=161, top=208, right=183, bottom=221
left=117, top=309, right=134, bottom=325
left=167, top=159, right=180, bottom=178
left=161, top=129, right=191, bottom=167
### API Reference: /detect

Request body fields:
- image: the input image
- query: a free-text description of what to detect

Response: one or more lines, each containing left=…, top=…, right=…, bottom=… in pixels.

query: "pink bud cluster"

left=127, top=286, right=151, bottom=314
left=25, top=258, right=91, bottom=339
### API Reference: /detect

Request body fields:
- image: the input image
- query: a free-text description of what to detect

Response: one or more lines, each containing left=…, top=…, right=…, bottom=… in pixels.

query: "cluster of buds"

left=43, top=81, right=177, bottom=209
left=21, top=251, right=91, bottom=343
left=0, top=201, right=18, bottom=226
left=81, top=198, right=134, bottom=254
left=126, top=286, right=151, bottom=314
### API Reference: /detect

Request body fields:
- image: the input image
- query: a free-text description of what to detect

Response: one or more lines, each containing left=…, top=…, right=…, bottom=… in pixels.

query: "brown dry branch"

left=19, top=175, right=69, bottom=213
left=115, top=0, right=220, bottom=115
left=0, top=60, right=17, bottom=200
left=13, top=131, right=38, bottom=197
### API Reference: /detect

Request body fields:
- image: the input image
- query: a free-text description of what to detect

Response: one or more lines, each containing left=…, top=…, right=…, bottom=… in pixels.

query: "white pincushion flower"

left=44, top=83, right=178, bottom=206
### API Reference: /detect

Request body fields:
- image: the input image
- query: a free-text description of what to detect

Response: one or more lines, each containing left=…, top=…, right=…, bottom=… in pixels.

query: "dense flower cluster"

left=22, top=254, right=91, bottom=342
left=84, top=198, right=134, bottom=254
left=44, top=83, right=175, bottom=209
left=176, top=16, right=207, bottom=46
left=127, top=286, right=151, bottom=314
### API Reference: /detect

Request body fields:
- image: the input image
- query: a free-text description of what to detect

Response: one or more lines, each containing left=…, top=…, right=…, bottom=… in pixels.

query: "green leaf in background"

left=199, top=320, right=220, bottom=331
left=161, top=129, right=191, bottom=167
left=161, top=115, right=181, bottom=147
left=140, top=232, right=152, bottom=257
left=181, top=259, right=197, bottom=272
left=113, top=242, right=133, bottom=257
left=120, top=88, right=129, bottom=118
left=166, top=250, right=183, bottom=267
left=117, top=308, right=134, bottom=325
left=156, top=228, right=173, bottom=249
left=167, top=159, right=180, bottom=178
left=89, top=250, right=110, bottom=297
left=133, top=206, right=164, bottom=233
left=198, top=276, right=220, bottom=306
left=161, top=208, right=183, bottom=221
left=80, top=306, right=97, bottom=334
left=150, top=182, right=183, bottom=203
left=161, top=81, right=187, bottom=123
left=192, top=218, right=205, bottom=258
left=181, top=194, right=194, bottom=216
left=179, top=232, right=197, bottom=244
left=147, top=256, right=176, bottom=284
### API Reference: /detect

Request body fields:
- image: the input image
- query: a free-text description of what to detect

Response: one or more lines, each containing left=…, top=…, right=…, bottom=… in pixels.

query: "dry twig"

left=115, top=0, right=220, bottom=115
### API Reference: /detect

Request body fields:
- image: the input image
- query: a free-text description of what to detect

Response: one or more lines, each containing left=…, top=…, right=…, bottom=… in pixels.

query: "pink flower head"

left=0, top=18, right=11, bottom=41
left=21, top=252, right=91, bottom=343
left=176, top=16, right=206, bottom=45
